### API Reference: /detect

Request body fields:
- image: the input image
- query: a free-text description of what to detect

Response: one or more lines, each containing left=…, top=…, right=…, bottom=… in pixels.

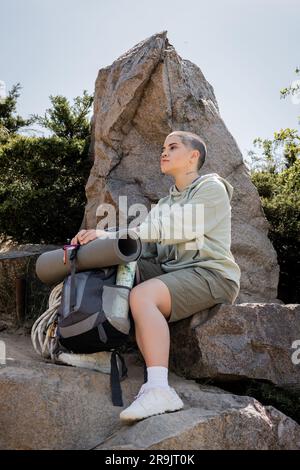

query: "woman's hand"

left=70, top=229, right=107, bottom=245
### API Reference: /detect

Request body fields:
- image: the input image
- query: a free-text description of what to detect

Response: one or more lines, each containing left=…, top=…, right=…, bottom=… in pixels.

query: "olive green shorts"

left=135, top=258, right=239, bottom=323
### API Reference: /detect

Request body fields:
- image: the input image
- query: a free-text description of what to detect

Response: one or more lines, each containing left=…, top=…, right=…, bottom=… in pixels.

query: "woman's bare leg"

left=129, top=278, right=172, bottom=368
left=134, top=323, right=144, bottom=357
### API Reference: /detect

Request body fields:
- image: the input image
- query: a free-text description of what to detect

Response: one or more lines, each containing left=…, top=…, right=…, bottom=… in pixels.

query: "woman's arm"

left=71, top=180, right=229, bottom=246
left=132, top=180, right=229, bottom=245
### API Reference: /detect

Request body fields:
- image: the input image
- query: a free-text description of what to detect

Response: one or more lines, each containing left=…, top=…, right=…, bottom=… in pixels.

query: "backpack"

left=55, top=244, right=133, bottom=406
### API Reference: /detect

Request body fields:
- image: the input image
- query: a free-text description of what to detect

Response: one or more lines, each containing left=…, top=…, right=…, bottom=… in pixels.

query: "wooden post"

left=16, top=277, right=26, bottom=324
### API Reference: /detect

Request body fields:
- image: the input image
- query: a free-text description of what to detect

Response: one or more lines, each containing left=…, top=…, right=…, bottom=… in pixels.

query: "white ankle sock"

left=145, top=366, right=169, bottom=389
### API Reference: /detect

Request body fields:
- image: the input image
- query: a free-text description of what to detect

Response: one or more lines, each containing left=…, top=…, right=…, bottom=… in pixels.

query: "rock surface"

left=169, top=302, right=300, bottom=391
left=0, top=333, right=299, bottom=450
left=97, top=397, right=300, bottom=451
left=83, top=30, right=280, bottom=303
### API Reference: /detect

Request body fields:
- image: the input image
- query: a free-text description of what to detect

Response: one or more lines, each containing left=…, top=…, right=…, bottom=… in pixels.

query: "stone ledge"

left=0, top=332, right=299, bottom=450
left=170, top=302, right=300, bottom=391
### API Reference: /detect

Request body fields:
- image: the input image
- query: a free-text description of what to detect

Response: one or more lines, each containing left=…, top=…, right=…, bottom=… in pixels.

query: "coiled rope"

left=31, top=281, right=63, bottom=359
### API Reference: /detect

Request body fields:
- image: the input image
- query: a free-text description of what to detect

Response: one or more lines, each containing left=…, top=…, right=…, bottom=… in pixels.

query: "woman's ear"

left=190, top=149, right=200, bottom=165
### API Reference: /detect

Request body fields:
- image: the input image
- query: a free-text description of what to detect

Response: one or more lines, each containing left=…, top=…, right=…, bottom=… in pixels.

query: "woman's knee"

left=129, top=283, right=153, bottom=312
left=129, top=279, right=172, bottom=320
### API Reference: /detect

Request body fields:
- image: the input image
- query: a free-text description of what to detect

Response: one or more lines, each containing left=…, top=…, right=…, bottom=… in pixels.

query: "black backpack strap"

left=69, top=256, right=76, bottom=312
left=97, top=322, right=107, bottom=343
left=110, top=350, right=128, bottom=407
left=116, top=350, right=128, bottom=379
left=68, top=245, right=81, bottom=312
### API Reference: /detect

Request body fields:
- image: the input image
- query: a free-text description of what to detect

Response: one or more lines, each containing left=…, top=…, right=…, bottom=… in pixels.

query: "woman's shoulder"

left=193, top=175, right=228, bottom=194
left=157, top=194, right=171, bottom=206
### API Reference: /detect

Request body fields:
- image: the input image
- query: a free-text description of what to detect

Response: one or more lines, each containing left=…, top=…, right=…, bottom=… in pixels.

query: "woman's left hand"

left=71, top=229, right=107, bottom=245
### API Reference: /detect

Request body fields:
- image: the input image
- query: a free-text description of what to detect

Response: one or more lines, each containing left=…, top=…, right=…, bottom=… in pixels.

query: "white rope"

left=31, top=281, right=63, bottom=359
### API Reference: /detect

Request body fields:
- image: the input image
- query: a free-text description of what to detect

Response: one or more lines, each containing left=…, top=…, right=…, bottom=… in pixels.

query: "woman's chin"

left=161, top=167, right=172, bottom=176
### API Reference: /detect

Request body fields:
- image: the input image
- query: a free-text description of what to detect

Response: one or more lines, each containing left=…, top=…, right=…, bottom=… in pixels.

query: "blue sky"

left=1, top=0, right=299, bottom=158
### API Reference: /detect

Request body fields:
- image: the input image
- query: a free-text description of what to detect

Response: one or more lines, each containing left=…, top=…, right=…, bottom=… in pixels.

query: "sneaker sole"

left=120, top=401, right=184, bottom=423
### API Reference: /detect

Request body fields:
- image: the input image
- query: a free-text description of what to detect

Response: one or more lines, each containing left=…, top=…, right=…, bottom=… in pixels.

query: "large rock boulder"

left=0, top=333, right=299, bottom=450
left=83, top=30, right=280, bottom=303
left=169, top=302, right=300, bottom=391
left=97, top=397, right=300, bottom=451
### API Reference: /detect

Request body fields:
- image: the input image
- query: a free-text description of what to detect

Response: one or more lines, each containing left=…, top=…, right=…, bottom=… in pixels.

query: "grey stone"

left=0, top=333, right=299, bottom=450
left=169, top=302, right=300, bottom=390
left=84, top=31, right=280, bottom=303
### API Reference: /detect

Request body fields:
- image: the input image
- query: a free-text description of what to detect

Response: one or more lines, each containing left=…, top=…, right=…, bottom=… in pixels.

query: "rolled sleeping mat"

left=36, top=228, right=142, bottom=286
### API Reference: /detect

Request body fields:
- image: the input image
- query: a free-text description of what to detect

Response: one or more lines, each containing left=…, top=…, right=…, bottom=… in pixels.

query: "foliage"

left=0, top=83, right=35, bottom=136
left=0, top=134, right=92, bottom=244
left=251, top=162, right=300, bottom=302
left=248, top=66, right=300, bottom=302
left=0, top=85, right=94, bottom=244
left=30, top=90, right=93, bottom=140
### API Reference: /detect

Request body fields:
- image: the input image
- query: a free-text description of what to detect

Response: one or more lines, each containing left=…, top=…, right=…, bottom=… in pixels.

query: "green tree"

left=0, top=135, right=91, bottom=244
left=247, top=66, right=300, bottom=173
left=30, top=90, right=93, bottom=140
left=0, top=83, right=35, bottom=136
left=0, top=87, right=94, bottom=244
left=248, top=66, right=300, bottom=303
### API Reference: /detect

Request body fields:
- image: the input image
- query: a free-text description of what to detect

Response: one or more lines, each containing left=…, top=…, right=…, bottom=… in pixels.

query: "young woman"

left=71, top=130, right=241, bottom=423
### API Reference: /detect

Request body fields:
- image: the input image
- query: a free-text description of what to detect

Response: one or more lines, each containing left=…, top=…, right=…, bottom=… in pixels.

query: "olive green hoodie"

left=135, top=172, right=241, bottom=288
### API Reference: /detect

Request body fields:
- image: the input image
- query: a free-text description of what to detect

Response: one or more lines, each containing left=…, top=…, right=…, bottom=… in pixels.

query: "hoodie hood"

left=169, top=172, right=234, bottom=201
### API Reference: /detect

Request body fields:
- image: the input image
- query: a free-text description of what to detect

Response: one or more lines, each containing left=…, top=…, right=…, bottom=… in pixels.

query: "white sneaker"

left=120, top=385, right=184, bottom=423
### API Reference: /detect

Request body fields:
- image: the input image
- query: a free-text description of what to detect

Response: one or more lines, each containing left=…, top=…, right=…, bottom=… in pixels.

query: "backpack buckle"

left=63, top=243, right=80, bottom=264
